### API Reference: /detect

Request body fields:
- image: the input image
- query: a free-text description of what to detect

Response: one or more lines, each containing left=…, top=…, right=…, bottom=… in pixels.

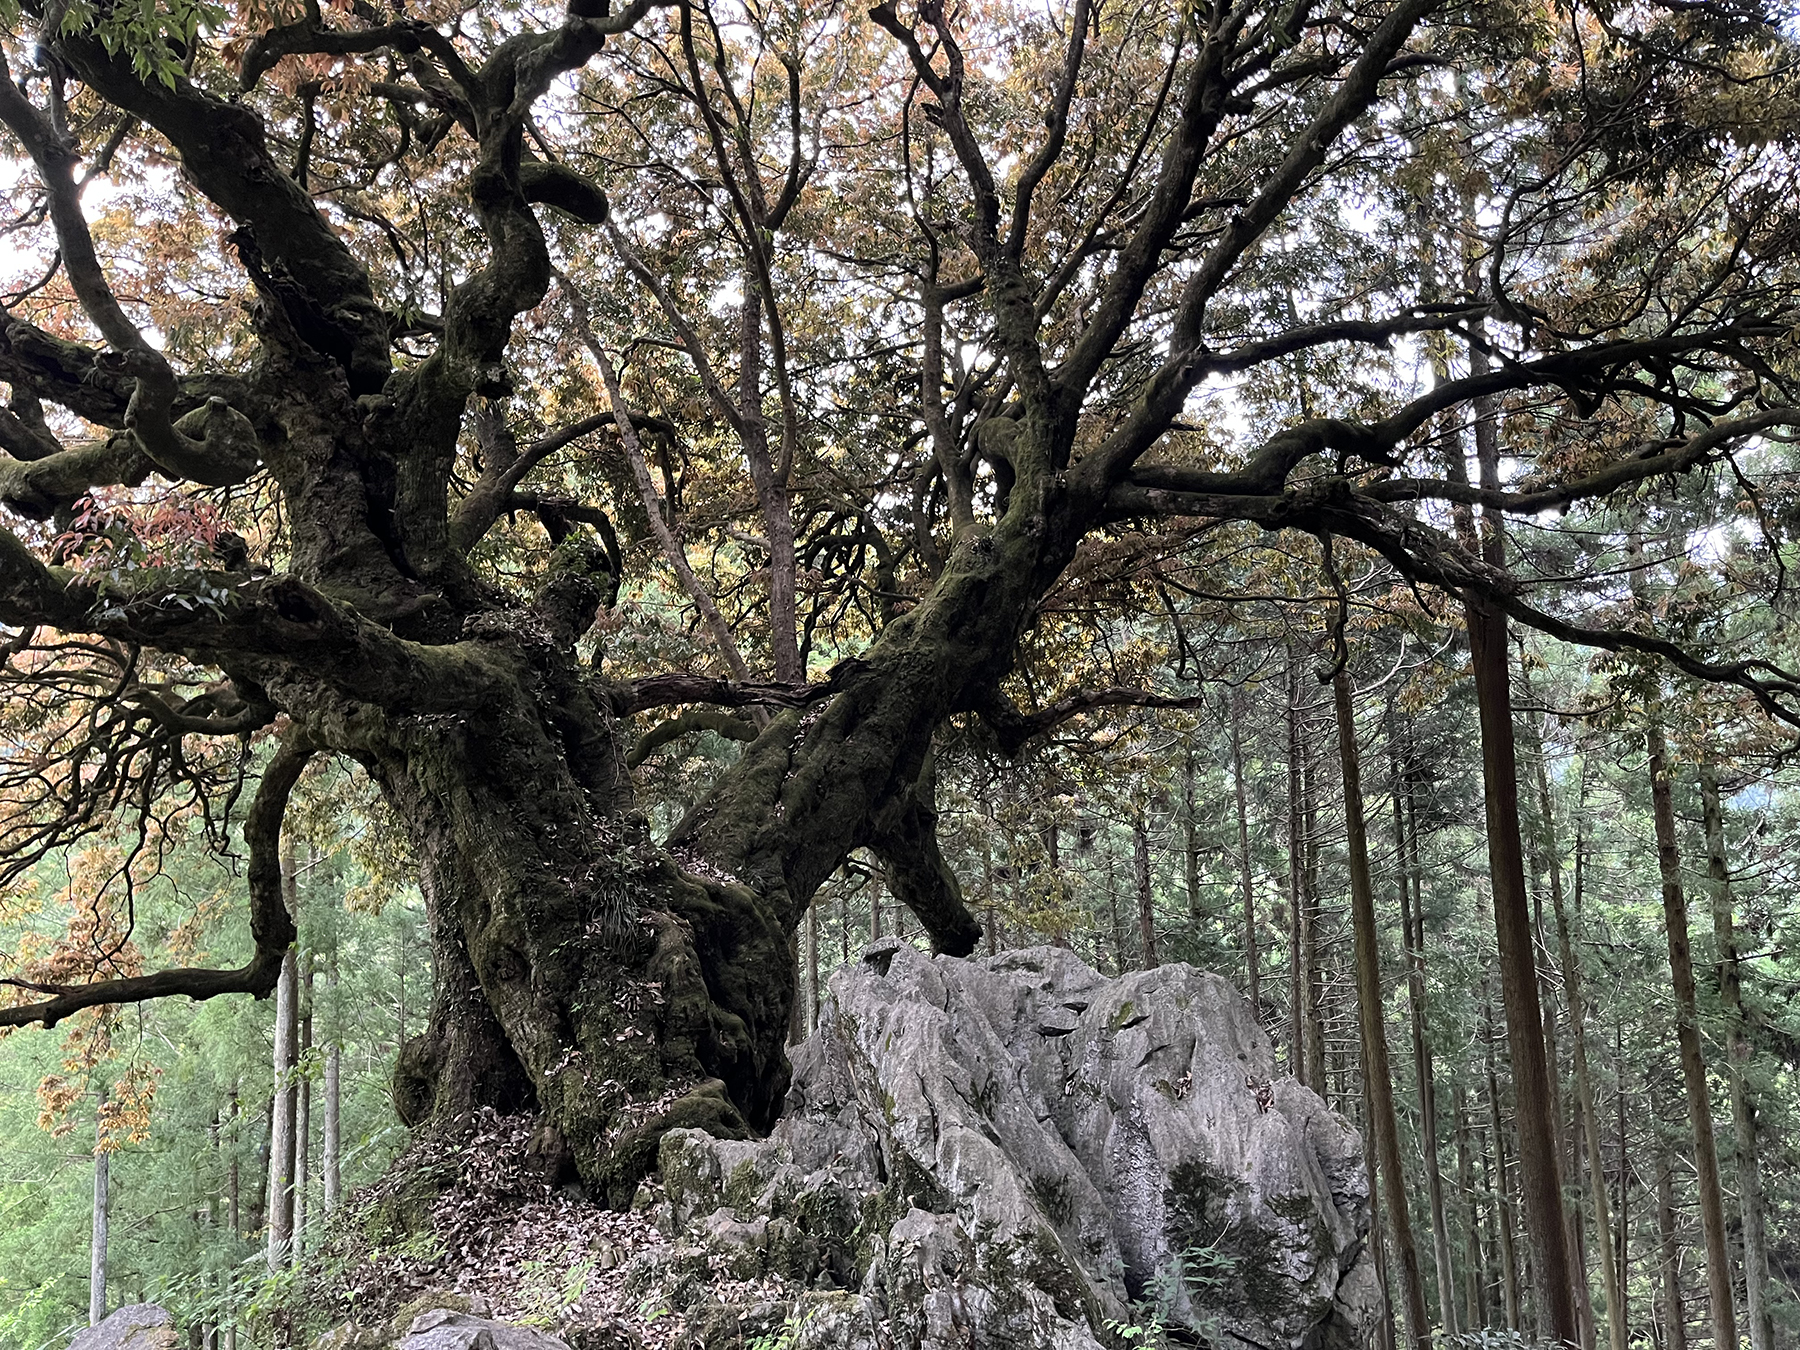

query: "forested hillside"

left=0, top=0, right=1795, bottom=1343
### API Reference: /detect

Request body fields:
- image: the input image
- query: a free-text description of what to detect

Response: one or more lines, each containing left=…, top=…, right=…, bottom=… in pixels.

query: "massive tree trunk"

left=366, top=517, right=1047, bottom=1201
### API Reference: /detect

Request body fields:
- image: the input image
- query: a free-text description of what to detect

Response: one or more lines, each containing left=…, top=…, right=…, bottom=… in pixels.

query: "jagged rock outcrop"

left=630, top=942, right=1381, bottom=1349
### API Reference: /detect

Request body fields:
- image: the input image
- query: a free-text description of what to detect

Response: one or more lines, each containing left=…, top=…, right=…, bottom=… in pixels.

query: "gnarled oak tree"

left=2, top=0, right=1799, bottom=1248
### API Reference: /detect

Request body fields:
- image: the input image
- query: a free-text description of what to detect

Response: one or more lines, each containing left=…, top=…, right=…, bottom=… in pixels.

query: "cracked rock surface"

left=637, top=942, right=1381, bottom=1349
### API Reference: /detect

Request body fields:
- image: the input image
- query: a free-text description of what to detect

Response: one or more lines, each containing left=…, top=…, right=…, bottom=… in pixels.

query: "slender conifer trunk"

left=1699, top=765, right=1772, bottom=1350
left=1614, top=1022, right=1629, bottom=1340
left=1462, top=333, right=1578, bottom=1345
left=294, top=954, right=311, bottom=1264
left=1391, top=731, right=1456, bottom=1337
left=90, top=1086, right=108, bottom=1327
left=267, top=944, right=298, bottom=1269
left=1300, top=725, right=1326, bottom=1094
left=323, top=959, right=341, bottom=1214
left=1465, top=610, right=1575, bottom=1344
left=1335, top=670, right=1430, bottom=1350
left=1230, top=702, right=1261, bottom=1019
left=1185, top=746, right=1203, bottom=923
left=226, top=1085, right=240, bottom=1350
left=1655, top=1139, right=1689, bottom=1350
left=1132, top=811, right=1158, bottom=969
left=1540, top=768, right=1627, bottom=1350
left=1483, top=992, right=1522, bottom=1334
left=1454, top=1087, right=1486, bottom=1329
left=1644, top=719, right=1738, bottom=1350
left=1287, top=658, right=1305, bottom=1080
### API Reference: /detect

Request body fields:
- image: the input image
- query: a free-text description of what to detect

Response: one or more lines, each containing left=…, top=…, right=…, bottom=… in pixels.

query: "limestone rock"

left=69, top=1306, right=177, bottom=1350
left=399, top=1310, right=571, bottom=1350
left=646, top=944, right=1379, bottom=1349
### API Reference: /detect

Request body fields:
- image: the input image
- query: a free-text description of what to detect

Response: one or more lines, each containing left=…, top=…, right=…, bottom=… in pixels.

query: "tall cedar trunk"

left=1393, top=735, right=1456, bottom=1338
left=1537, top=752, right=1628, bottom=1350
left=1465, top=601, right=1576, bottom=1344
left=204, top=1112, right=220, bottom=1350
left=394, top=925, right=406, bottom=1051
left=982, top=836, right=998, bottom=956
left=1526, top=803, right=1589, bottom=1350
left=1361, top=1102, right=1400, bottom=1350
left=1568, top=1134, right=1593, bottom=1350
left=226, top=1085, right=239, bottom=1350
left=1133, top=811, right=1159, bottom=969
left=250, top=1093, right=271, bottom=1237
left=266, top=943, right=298, bottom=1270
left=806, top=896, right=820, bottom=1032
left=323, top=958, right=341, bottom=1214
left=1287, top=657, right=1306, bottom=1081
left=1484, top=992, right=1522, bottom=1333
left=1464, top=322, right=1578, bottom=1344
left=1644, top=719, right=1738, bottom=1350
left=1107, top=846, right=1126, bottom=975
left=1230, top=702, right=1262, bottom=1019
left=294, top=953, right=311, bottom=1264
left=1615, top=1020, right=1629, bottom=1341
left=90, top=1086, right=108, bottom=1327
left=1453, top=1088, right=1485, bottom=1328
left=1300, top=720, right=1327, bottom=1094
left=1655, top=1140, right=1689, bottom=1350
left=1184, top=747, right=1203, bottom=923
left=788, top=926, right=805, bottom=1047
left=1699, top=766, right=1772, bottom=1350
left=1334, top=671, right=1431, bottom=1350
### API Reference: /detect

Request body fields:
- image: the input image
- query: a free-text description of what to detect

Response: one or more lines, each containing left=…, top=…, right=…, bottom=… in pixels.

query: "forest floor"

left=306, top=1111, right=692, bottom=1349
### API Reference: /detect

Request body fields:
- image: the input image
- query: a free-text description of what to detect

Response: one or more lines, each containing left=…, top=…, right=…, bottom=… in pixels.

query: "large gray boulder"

left=69, top=1307, right=177, bottom=1350
left=397, top=1310, right=570, bottom=1350
left=642, top=943, right=1381, bottom=1350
